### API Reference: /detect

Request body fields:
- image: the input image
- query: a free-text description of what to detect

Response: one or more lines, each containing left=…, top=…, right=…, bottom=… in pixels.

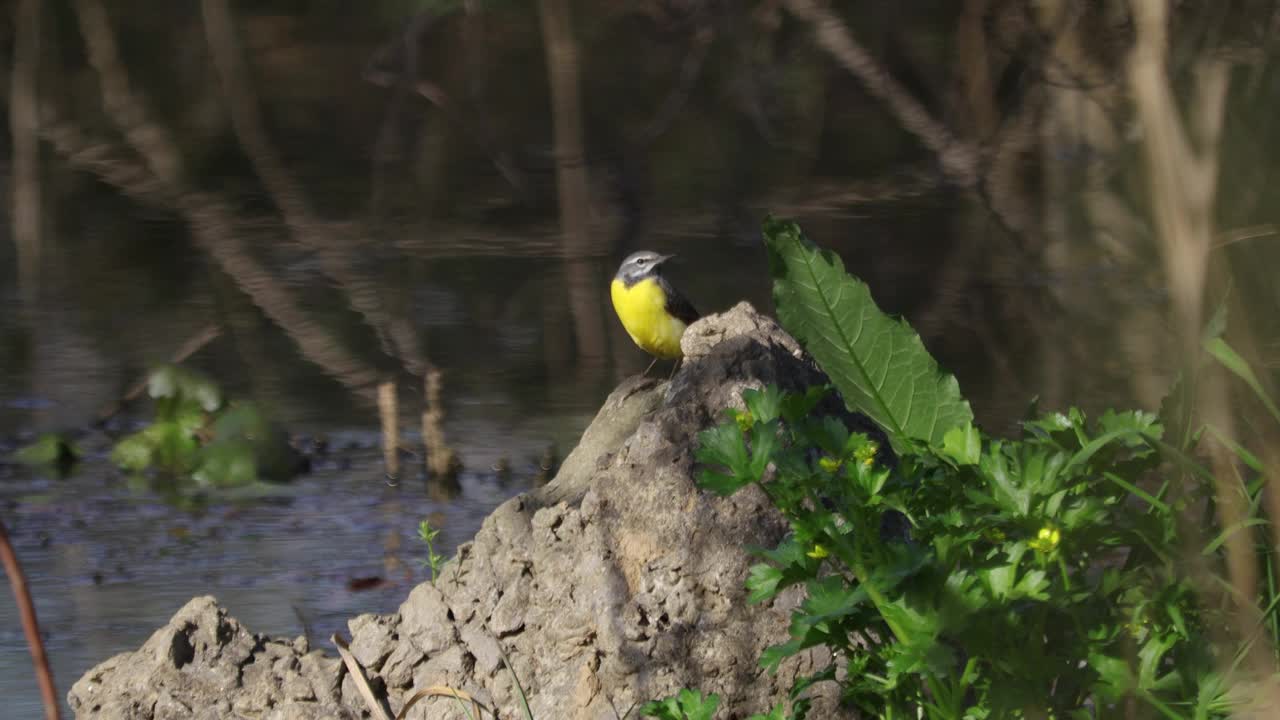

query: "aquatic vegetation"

left=12, top=433, right=79, bottom=478
left=110, top=364, right=303, bottom=488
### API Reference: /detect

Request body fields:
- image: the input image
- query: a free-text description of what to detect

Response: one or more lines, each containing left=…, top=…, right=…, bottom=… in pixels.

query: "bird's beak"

left=655, top=254, right=675, bottom=266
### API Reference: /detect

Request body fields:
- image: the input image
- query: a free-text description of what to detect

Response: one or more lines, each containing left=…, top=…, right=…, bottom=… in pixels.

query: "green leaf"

left=676, top=689, right=719, bottom=720
left=193, top=441, right=258, bottom=487
left=743, top=385, right=785, bottom=424
left=746, top=563, right=785, bottom=603
left=941, top=423, right=982, bottom=465
left=1090, top=652, right=1135, bottom=701
left=147, top=422, right=200, bottom=474
left=147, top=364, right=223, bottom=412
left=1205, top=337, right=1280, bottom=425
left=800, top=576, right=868, bottom=626
left=640, top=690, right=719, bottom=720
left=1202, top=517, right=1268, bottom=556
left=748, top=421, right=782, bottom=479
left=110, top=431, right=156, bottom=472
left=13, top=433, right=80, bottom=471
left=780, top=385, right=830, bottom=422
left=762, top=217, right=973, bottom=448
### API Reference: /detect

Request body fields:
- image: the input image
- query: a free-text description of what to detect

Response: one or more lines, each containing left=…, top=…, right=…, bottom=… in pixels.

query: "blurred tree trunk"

left=10, top=0, right=43, bottom=304
left=537, top=0, right=608, bottom=370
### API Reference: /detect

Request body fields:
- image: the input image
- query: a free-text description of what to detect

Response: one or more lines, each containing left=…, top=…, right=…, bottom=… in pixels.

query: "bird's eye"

left=636, top=258, right=647, bottom=265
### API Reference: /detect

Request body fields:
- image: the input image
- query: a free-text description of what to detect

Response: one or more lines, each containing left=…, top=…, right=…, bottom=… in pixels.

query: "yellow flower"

left=1030, top=525, right=1061, bottom=554
left=854, top=442, right=878, bottom=468
left=818, top=456, right=842, bottom=473
left=807, top=544, right=829, bottom=559
left=735, top=410, right=754, bottom=432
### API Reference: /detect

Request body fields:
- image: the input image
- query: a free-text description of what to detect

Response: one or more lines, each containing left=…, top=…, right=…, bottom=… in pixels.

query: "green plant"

left=680, top=219, right=1279, bottom=718
left=12, top=433, right=80, bottom=477
left=418, top=518, right=446, bottom=582
left=109, top=364, right=302, bottom=488
left=639, top=689, right=720, bottom=720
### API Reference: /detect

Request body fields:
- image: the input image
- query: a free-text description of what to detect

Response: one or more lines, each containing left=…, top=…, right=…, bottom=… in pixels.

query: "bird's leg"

left=642, top=356, right=660, bottom=377
left=667, top=357, right=682, bottom=380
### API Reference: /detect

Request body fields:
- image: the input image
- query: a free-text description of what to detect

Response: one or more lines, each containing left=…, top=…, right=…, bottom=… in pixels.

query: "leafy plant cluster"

left=110, top=365, right=303, bottom=487
left=646, top=219, right=1279, bottom=719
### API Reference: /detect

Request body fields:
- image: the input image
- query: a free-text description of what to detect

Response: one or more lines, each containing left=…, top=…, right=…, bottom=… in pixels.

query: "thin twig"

left=0, top=518, right=60, bottom=720
left=95, top=324, right=223, bottom=424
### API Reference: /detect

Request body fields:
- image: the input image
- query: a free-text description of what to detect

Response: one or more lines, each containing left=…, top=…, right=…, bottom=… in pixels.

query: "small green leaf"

left=640, top=690, right=719, bottom=720
left=941, top=423, right=982, bottom=465
left=1090, top=653, right=1134, bottom=701
left=110, top=431, right=156, bottom=472
left=696, top=423, right=750, bottom=477
left=676, top=689, right=719, bottom=720
left=1205, top=337, right=1280, bottom=426
left=743, top=385, right=784, bottom=424
left=747, top=563, right=785, bottom=603
left=194, top=441, right=258, bottom=487
left=13, top=433, right=80, bottom=470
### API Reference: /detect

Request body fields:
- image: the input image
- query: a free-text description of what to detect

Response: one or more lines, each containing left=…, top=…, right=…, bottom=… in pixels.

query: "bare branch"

left=0, top=517, right=60, bottom=720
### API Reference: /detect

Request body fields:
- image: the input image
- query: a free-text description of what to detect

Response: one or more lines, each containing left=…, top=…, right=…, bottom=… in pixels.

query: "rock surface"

left=69, top=302, right=855, bottom=719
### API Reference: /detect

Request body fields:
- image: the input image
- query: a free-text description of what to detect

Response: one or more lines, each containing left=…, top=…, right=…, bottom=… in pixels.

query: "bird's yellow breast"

left=610, top=277, right=687, bottom=359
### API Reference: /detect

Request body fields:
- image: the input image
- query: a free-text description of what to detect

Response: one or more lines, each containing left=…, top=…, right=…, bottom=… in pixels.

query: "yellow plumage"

left=610, top=277, right=688, bottom=359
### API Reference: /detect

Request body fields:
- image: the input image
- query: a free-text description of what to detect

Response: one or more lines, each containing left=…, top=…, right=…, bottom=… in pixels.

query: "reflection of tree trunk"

left=200, top=0, right=313, bottom=228
left=11, top=0, right=43, bottom=304
left=537, top=0, right=607, bottom=369
left=953, top=0, right=997, bottom=141
left=39, top=111, right=384, bottom=397
left=782, top=0, right=979, bottom=186
left=200, top=0, right=428, bottom=378
left=1129, top=0, right=1279, bottom=694
left=64, top=0, right=403, bottom=398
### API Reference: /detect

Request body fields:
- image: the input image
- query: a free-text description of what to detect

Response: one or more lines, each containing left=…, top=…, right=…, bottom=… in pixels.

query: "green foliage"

left=12, top=432, right=80, bottom=477
left=110, top=365, right=301, bottom=489
left=677, top=219, right=1280, bottom=718
left=640, top=689, right=720, bottom=720
left=417, top=518, right=447, bottom=582
left=761, top=216, right=973, bottom=450
left=696, top=382, right=1247, bottom=718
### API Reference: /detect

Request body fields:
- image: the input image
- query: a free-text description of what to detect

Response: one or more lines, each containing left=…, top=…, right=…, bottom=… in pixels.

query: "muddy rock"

left=69, top=302, right=853, bottom=719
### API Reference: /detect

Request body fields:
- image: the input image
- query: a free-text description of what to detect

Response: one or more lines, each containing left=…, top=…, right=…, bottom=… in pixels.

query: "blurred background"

left=3, top=0, right=1280, bottom=716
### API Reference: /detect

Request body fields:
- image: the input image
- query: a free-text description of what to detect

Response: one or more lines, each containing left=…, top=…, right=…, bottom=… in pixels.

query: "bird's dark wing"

left=659, top=275, right=700, bottom=325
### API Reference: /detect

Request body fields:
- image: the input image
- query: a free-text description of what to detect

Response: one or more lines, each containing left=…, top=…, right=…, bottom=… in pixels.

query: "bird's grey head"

left=615, top=251, right=673, bottom=286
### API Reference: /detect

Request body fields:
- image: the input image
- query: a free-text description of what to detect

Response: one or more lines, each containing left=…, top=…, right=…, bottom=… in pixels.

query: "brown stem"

left=0, top=518, right=61, bottom=720
left=422, top=367, right=457, bottom=480
left=378, top=381, right=400, bottom=479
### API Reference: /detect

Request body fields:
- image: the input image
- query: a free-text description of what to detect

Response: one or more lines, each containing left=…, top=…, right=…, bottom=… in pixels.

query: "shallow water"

left=0, top=212, right=1004, bottom=717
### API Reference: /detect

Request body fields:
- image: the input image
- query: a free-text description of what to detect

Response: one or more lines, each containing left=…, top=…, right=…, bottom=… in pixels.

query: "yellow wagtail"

left=610, top=251, right=700, bottom=376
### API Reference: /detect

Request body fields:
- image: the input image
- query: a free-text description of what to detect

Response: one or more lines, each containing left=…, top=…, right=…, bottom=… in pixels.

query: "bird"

left=610, top=250, right=700, bottom=377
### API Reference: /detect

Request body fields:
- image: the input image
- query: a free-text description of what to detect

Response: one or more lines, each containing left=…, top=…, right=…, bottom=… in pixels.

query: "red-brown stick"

left=0, top=517, right=60, bottom=719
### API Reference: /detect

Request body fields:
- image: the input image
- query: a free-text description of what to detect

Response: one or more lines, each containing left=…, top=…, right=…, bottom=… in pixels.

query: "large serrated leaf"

left=763, top=217, right=973, bottom=448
